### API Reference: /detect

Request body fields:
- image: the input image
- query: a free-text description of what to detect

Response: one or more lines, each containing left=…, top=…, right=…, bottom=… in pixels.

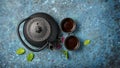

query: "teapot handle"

left=17, top=18, right=49, bottom=52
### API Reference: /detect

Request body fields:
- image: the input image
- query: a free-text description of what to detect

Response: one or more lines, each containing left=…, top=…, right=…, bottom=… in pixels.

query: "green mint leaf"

left=16, top=48, right=25, bottom=55
left=27, top=53, right=34, bottom=62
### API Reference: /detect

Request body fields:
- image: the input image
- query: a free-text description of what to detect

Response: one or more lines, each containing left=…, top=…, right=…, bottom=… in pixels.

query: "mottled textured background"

left=0, top=0, right=120, bottom=68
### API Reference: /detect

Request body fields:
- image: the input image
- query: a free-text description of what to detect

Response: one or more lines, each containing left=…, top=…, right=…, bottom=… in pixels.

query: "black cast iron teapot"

left=17, top=13, right=60, bottom=52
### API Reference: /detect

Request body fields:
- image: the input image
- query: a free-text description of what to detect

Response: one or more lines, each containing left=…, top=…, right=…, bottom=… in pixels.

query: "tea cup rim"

left=64, top=35, right=80, bottom=51
left=60, top=18, right=76, bottom=33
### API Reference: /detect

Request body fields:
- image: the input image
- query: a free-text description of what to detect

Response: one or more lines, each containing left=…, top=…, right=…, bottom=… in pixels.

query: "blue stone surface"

left=0, top=0, right=120, bottom=68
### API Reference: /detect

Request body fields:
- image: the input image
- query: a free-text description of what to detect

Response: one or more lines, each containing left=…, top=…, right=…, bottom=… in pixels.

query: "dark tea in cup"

left=64, top=36, right=80, bottom=50
left=61, top=18, right=76, bottom=33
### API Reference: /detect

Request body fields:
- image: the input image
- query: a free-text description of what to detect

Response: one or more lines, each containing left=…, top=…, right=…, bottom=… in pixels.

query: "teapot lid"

left=25, top=17, right=51, bottom=42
